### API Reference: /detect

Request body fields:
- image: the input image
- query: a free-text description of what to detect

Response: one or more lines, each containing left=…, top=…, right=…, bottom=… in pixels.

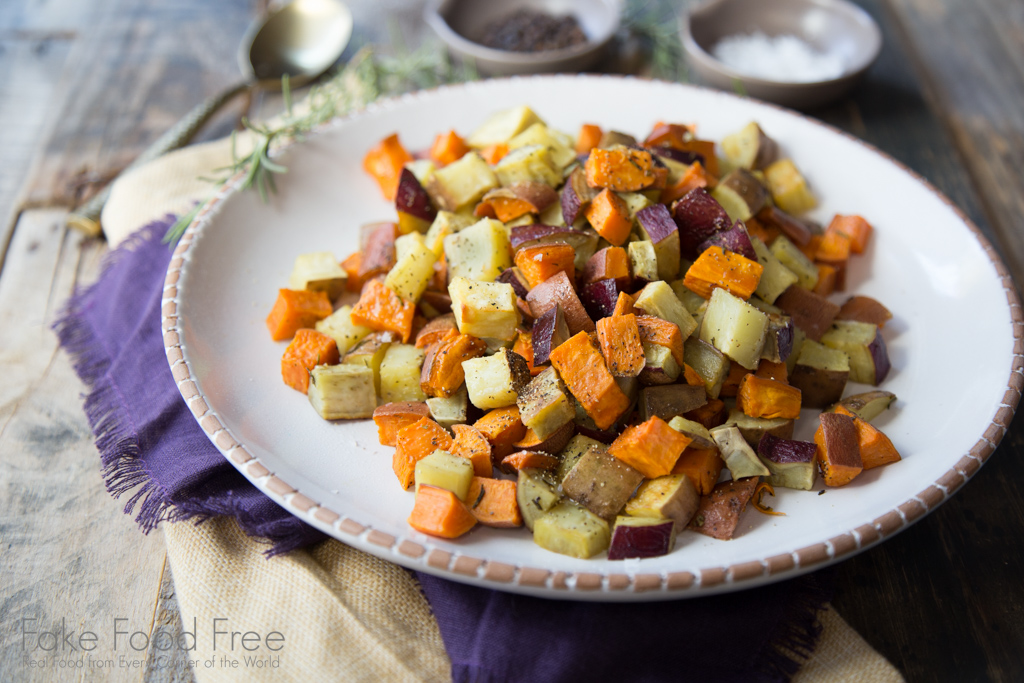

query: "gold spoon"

left=68, top=0, right=353, bottom=236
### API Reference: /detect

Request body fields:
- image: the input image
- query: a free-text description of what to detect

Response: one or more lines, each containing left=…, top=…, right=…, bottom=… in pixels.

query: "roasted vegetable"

left=757, top=433, right=817, bottom=491
left=710, top=424, right=771, bottom=479
left=814, top=413, right=863, bottom=487
left=308, top=364, right=376, bottom=419
left=821, top=321, right=891, bottom=386
left=789, top=339, right=850, bottom=408
left=517, top=367, right=575, bottom=439
left=687, top=477, right=760, bottom=540
left=516, top=467, right=562, bottom=531
left=608, top=517, right=676, bottom=559
left=533, top=502, right=611, bottom=559
left=562, top=443, right=645, bottom=520
left=463, top=347, right=531, bottom=410
left=830, top=390, right=897, bottom=422
left=415, top=449, right=476, bottom=500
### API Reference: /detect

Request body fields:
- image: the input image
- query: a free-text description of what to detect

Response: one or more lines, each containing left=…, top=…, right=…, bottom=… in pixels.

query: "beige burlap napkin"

left=105, top=131, right=904, bottom=683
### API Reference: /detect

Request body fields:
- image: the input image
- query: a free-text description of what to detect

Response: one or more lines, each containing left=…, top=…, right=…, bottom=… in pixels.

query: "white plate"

left=163, top=75, right=1021, bottom=600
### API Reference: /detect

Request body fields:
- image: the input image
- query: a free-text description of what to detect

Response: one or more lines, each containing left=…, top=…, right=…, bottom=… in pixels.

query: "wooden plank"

left=817, top=2, right=1024, bottom=681
left=22, top=0, right=254, bottom=210
left=142, top=559, right=195, bottom=683
left=882, top=0, right=1024, bottom=285
left=0, top=209, right=167, bottom=682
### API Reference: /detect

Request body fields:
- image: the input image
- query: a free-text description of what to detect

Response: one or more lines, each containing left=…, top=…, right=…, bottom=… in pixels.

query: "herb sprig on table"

left=163, top=45, right=476, bottom=245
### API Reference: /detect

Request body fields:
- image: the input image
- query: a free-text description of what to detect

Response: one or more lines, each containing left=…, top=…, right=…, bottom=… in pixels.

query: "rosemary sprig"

left=163, top=43, right=467, bottom=245
left=621, top=0, right=689, bottom=83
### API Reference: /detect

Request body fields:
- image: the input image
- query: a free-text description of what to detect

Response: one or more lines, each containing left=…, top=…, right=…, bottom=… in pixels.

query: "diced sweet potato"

left=736, top=374, right=802, bottom=420
left=501, top=450, right=558, bottom=473
left=414, top=313, right=458, bottom=349
left=363, top=134, right=413, bottom=200
left=350, top=280, right=416, bottom=343
left=266, top=289, right=333, bottom=341
left=526, top=271, right=594, bottom=335
left=582, top=246, right=631, bottom=288
left=393, top=417, right=454, bottom=489
left=755, top=359, right=788, bottom=383
left=420, top=332, right=487, bottom=398
left=660, top=160, right=709, bottom=206
left=827, top=215, right=872, bottom=254
left=408, top=485, right=477, bottom=538
left=515, top=243, right=576, bottom=289
left=513, top=421, right=575, bottom=455
left=474, top=406, right=528, bottom=461
left=281, top=329, right=339, bottom=393
left=834, top=405, right=901, bottom=470
left=429, top=130, right=470, bottom=166
left=813, top=264, right=838, bottom=297
left=837, top=296, right=893, bottom=328
left=466, top=477, right=523, bottom=528
left=683, top=246, right=764, bottom=300
left=685, top=398, right=728, bottom=430
left=814, top=412, right=863, bottom=486
left=671, top=446, right=724, bottom=495
left=576, top=123, right=603, bottom=154
left=609, top=417, right=692, bottom=479
left=584, top=188, right=632, bottom=246
left=596, top=314, right=645, bottom=377
left=635, top=315, right=684, bottom=366
left=341, top=252, right=363, bottom=293
left=549, top=332, right=630, bottom=430
left=359, top=222, right=399, bottom=280
left=719, top=363, right=752, bottom=398
left=585, top=147, right=662, bottom=192
left=687, top=477, right=759, bottom=540
left=451, top=424, right=493, bottom=478
left=613, top=291, right=638, bottom=317
left=775, top=285, right=841, bottom=342
left=373, top=401, right=431, bottom=446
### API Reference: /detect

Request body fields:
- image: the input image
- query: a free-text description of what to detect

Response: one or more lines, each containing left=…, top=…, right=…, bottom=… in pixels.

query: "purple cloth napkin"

left=56, top=217, right=832, bottom=683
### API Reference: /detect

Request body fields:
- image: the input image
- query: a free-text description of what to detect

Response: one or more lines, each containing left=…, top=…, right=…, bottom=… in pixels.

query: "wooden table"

left=1, top=1, right=1022, bottom=680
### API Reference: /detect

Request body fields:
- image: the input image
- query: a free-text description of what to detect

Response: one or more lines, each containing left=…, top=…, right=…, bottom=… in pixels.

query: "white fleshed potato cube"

left=448, top=277, right=520, bottom=341
left=443, top=218, right=512, bottom=283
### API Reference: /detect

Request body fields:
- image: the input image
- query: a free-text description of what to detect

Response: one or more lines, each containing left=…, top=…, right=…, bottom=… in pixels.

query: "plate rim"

left=161, top=74, right=1023, bottom=600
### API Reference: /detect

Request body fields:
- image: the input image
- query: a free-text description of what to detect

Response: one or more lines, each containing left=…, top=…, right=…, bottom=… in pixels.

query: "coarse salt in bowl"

left=681, top=0, right=883, bottom=109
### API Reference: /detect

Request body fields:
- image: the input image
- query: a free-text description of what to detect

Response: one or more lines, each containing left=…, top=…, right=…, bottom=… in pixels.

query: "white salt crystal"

left=711, top=31, right=846, bottom=83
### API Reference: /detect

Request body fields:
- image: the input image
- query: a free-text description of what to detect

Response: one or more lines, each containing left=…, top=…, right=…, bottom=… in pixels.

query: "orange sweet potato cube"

left=585, top=147, right=662, bottom=192
left=609, top=416, right=692, bottom=479
left=429, top=130, right=470, bottom=166
left=393, top=417, right=453, bottom=489
left=515, top=243, right=577, bottom=290
left=548, top=332, right=629, bottom=430
left=736, top=374, right=802, bottom=420
left=466, top=477, right=523, bottom=528
left=281, top=329, right=339, bottom=393
left=827, top=215, right=873, bottom=254
left=814, top=412, right=863, bottom=487
left=834, top=405, right=901, bottom=470
left=350, top=279, right=416, bottom=343
left=474, top=406, right=527, bottom=461
left=683, top=246, right=764, bottom=300
left=671, top=446, right=724, bottom=495
left=266, top=289, right=333, bottom=341
left=451, top=424, right=494, bottom=478
left=363, top=133, right=413, bottom=200
left=407, top=485, right=477, bottom=538
left=584, top=189, right=632, bottom=246
left=373, top=402, right=431, bottom=447
left=596, top=314, right=645, bottom=377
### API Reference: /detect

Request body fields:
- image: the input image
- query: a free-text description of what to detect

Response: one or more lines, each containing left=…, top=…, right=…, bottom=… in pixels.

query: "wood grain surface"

left=0, top=0, right=1022, bottom=681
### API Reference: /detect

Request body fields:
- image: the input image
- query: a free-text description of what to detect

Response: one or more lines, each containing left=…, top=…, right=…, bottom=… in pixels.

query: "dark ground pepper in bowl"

left=477, top=9, right=588, bottom=53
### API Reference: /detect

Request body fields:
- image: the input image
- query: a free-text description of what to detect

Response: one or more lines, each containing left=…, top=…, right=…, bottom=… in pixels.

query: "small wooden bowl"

left=425, top=0, right=621, bottom=77
left=681, top=0, right=882, bottom=109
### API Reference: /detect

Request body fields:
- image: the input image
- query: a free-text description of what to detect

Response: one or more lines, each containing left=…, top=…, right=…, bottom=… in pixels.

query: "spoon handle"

left=67, top=81, right=251, bottom=237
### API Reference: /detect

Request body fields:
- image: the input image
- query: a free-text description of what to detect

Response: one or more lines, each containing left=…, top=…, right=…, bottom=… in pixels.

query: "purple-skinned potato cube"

left=671, top=187, right=733, bottom=259
left=608, top=518, right=676, bottom=559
